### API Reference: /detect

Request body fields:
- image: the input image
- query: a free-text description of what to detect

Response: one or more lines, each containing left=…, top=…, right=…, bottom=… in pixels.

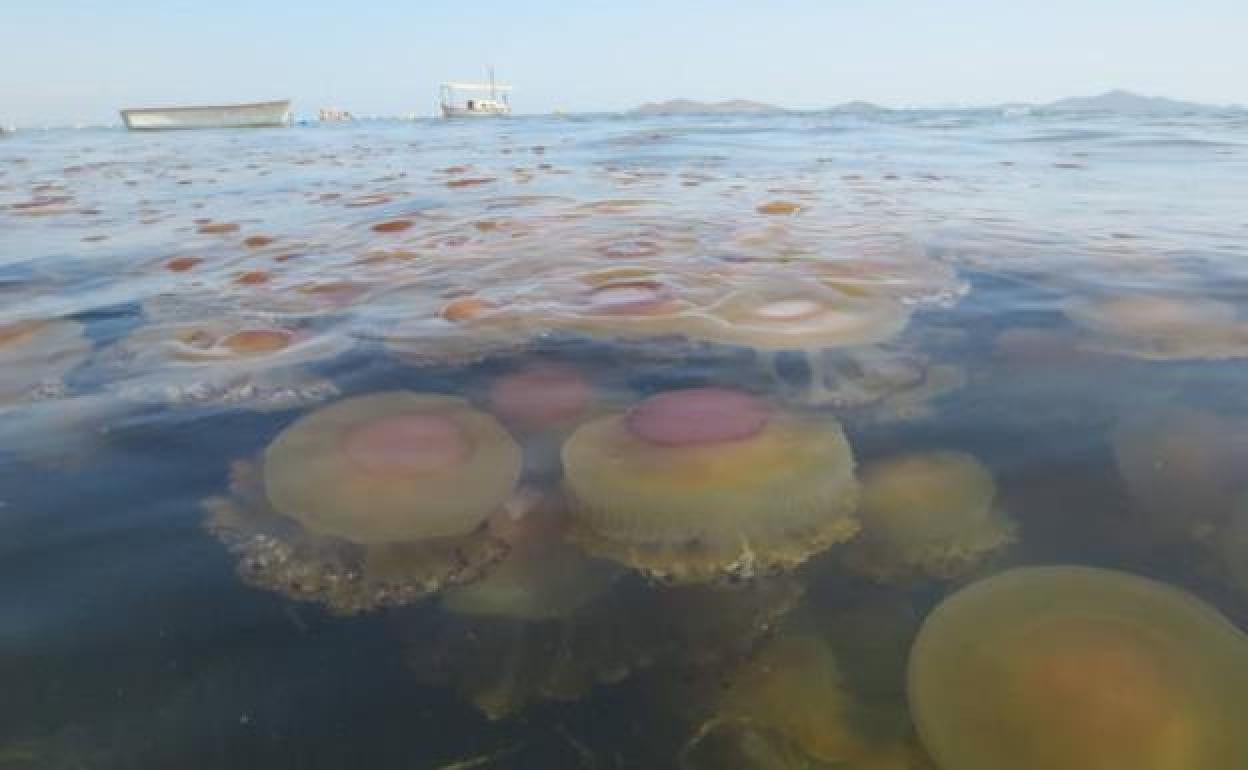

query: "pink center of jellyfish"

left=626, top=387, right=771, bottom=446
left=490, top=365, right=594, bottom=429
left=344, top=414, right=471, bottom=474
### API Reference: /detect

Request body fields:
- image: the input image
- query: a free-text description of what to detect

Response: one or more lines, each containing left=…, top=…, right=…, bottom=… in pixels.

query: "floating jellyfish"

left=562, top=387, right=860, bottom=583
left=204, top=392, right=523, bottom=614
left=404, top=576, right=802, bottom=720
left=908, top=566, right=1248, bottom=770
left=843, top=451, right=1017, bottom=582
left=1066, top=294, right=1248, bottom=360
left=0, top=319, right=91, bottom=407
left=100, top=319, right=348, bottom=411
left=531, top=266, right=731, bottom=343
left=380, top=289, right=539, bottom=367
left=1112, top=407, right=1248, bottom=544
left=697, top=281, right=910, bottom=351
left=685, top=280, right=913, bottom=406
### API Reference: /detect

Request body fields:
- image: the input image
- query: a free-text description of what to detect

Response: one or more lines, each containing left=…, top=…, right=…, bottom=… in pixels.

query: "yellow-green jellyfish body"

left=1112, top=407, right=1248, bottom=542
left=205, top=392, right=523, bottom=613
left=844, top=451, right=1017, bottom=582
left=908, top=566, right=1248, bottom=770
left=562, top=387, right=860, bottom=583
left=264, top=392, right=522, bottom=544
left=1067, top=294, right=1248, bottom=360
left=441, top=504, right=624, bottom=621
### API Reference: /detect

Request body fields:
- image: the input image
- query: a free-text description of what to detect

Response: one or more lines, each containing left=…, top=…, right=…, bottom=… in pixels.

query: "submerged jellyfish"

left=773, top=345, right=965, bottom=414
left=843, top=451, right=1017, bottom=582
left=440, top=498, right=624, bottom=621
left=562, top=387, right=860, bottom=583
left=1217, top=497, right=1248, bottom=597
left=101, top=319, right=349, bottom=410
left=1112, top=407, right=1248, bottom=544
left=485, top=363, right=609, bottom=479
left=908, top=566, right=1248, bottom=770
left=404, top=576, right=803, bottom=720
left=1066, top=294, right=1248, bottom=360
left=671, top=631, right=924, bottom=770
left=0, top=319, right=90, bottom=407
left=204, top=392, right=523, bottom=613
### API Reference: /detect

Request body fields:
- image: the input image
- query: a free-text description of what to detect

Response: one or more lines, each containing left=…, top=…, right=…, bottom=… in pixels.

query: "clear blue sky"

left=2, top=0, right=1245, bottom=125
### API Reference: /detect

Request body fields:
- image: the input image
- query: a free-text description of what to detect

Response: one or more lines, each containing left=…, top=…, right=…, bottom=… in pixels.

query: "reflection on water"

left=2, top=110, right=1248, bottom=768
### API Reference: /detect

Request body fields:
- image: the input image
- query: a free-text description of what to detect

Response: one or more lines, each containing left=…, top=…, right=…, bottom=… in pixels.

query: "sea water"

left=2, top=110, right=1247, bottom=768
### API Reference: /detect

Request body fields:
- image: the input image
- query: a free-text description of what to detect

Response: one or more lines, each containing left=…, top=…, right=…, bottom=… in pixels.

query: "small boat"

left=318, top=107, right=353, bottom=122
left=120, top=99, right=292, bottom=131
left=440, top=70, right=512, bottom=118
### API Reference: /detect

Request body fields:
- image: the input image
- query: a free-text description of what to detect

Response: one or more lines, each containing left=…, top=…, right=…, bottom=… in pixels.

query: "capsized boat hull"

left=120, top=100, right=292, bottom=130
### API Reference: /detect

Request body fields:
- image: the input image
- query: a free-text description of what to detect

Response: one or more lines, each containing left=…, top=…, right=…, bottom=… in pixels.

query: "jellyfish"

left=562, top=387, right=860, bottom=584
left=843, top=451, right=1017, bottom=583
left=440, top=496, right=624, bottom=621
left=204, top=392, right=523, bottom=614
left=908, top=566, right=1248, bottom=770
left=405, top=574, right=802, bottom=721
left=484, top=362, right=612, bottom=479
left=531, top=266, right=731, bottom=344
left=770, top=345, right=965, bottom=414
left=686, top=280, right=913, bottom=407
left=0, top=319, right=91, bottom=408
left=380, top=289, right=539, bottom=367
left=1213, top=494, right=1248, bottom=598
left=1066, top=294, right=1248, bottom=360
left=1112, top=407, right=1248, bottom=545
left=671, top=631, right=926, bottom=770
left=100, top=319, right=347, bottom=411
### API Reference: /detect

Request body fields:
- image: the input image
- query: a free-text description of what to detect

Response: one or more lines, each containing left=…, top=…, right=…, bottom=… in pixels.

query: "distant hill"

left=1044, top=90, right=1216, bottom=114
left=826, top=100, right=888, bottom=113
left=630, top=99, right=787, bottom=116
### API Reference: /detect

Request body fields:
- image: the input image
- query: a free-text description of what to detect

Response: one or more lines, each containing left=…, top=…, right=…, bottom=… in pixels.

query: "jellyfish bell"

left=1112, top=407, right=1248, bottom=544
left=521, top=266, right=730, bottom=344
left=487, top=363, right=597, bottom=434
left=102, top=319, right=346, bottom=411
left=485, top=363, right=611, bottom=480
left=562, top=387, right=860, bottom=584
left=844, top=451, right=1017, bottom=582
left=908, top=566, right=1248, bottom=770
left=204, top=392, right=523, bottom=613
left=698, top=282, right=911, bottom=352
left=379, top=288, right=537, bottom=367
left=0, top=318, right=90, bottom=406
left=1066, top=294, right=1248, bottom=360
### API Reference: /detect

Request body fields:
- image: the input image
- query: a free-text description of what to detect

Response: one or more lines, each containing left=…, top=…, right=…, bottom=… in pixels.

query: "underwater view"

left=3, top=109, right=1248, bottom=768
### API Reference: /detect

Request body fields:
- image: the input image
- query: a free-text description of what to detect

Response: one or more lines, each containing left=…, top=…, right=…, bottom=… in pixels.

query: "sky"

left=2, top=0, right=1246, bottom=126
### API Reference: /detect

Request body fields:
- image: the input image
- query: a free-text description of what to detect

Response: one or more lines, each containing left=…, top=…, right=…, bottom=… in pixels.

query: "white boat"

left=120, top=100, right=292, bottom=131
left=318, top=107, right=353, bottom=122
left=440, top=70, right=512, bottom=118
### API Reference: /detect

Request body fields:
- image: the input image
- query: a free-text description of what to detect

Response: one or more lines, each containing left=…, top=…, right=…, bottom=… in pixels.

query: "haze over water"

left=2, top=110, right=1248, bottom=768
